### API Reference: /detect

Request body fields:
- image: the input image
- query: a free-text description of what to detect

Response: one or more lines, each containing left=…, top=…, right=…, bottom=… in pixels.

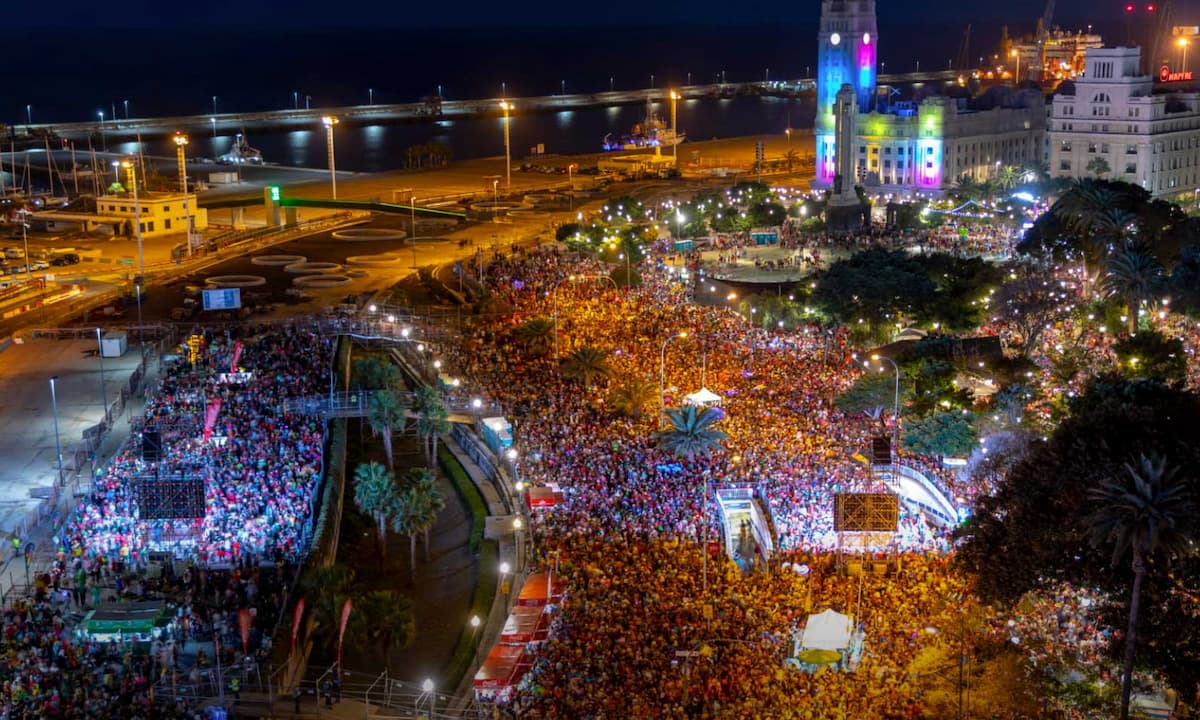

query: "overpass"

left=14, top=74, right=960, bottom=139
left=200, top=194, right=466, bottom=219
left=283, top=390, right=497, bottom=425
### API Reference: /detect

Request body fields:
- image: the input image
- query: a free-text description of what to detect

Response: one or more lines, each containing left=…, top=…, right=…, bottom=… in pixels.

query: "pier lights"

left=322, top=116, right=339, bottom=200
left=669, top=90, right=680, bottom=161
left=499, top=100, right=513, bottom=191
left=174, top=133, right=193, bottom=255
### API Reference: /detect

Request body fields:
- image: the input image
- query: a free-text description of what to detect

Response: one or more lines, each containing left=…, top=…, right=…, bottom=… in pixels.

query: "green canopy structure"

left=82, top=601, right=167, bottom=641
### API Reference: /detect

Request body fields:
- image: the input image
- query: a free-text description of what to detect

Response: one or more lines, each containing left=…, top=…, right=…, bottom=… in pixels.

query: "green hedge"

left=438, top=444, right=496, bottom=692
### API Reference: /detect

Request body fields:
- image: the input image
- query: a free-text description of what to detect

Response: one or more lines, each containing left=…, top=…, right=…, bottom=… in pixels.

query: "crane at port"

left=1149, top=0, right=1174, bottom=75
left=1034, top=0, right=1056, bottom=81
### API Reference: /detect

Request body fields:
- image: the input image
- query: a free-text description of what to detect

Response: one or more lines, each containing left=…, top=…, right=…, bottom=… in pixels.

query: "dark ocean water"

left=11, top=19, right=1122, bottom=172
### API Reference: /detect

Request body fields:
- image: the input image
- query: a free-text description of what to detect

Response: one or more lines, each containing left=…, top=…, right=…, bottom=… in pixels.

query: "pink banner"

left=337, top=598, right=353, bottom=673
left=291, top=599, right=305, bottom=655
left=230, top=341, right=243, bottom=372
left=238, top=608, right=253, bottom=655
left=202, top=398, right=223, bottom=442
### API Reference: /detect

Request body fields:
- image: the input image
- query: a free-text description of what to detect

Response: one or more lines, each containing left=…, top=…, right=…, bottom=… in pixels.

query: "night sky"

left=15, top=0, right=1134, bottom=29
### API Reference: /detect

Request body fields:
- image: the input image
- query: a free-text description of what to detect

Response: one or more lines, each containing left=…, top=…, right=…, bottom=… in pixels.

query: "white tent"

left=684, top=387, right=722, bottom=407
left=800, top=609, right=853, bottom=651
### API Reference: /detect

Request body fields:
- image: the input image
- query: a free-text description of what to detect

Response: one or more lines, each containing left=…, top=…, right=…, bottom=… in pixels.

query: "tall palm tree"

left=353, top=462, right=401, bottom=566
left=353, top=356, right=401, bottom=391
left=1086, top=454, right=1194, bottom=720
left=516, top=318, right=555, bottom=357
left=609, top=374, right=658, bottom=419
left=995, top=164, right=1020, bottom=192
left=300, top=563, right=355, bottom=655
left=367, top=390, right=408, bottom=470
left=411, top=385, right=451, bottom=465
left=406, top=467, right=446, bottom=562
left=352, top=590, right=416, bottom=675
left=561, top=345, right=611, bottom=386
left=1103, top=241, right=1166, bottom=333
left=654, top=405, right=729, bottom=461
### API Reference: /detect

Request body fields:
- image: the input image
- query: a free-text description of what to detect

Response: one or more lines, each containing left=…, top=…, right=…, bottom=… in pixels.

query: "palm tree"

left=353, top=462, right=401, bottom=566
left=353, top=356, right=401, bottom=391
left=609, top=374, right=658, bottom=419
left=783, top=149, right=800, bottom=174
left=367, top=390, right=408, bottom=470
left=516, top=318, right=555, bottom=357
left=1086, top=454, right=1194, bottom=720
left=352, top=590, right=416, bottom=675
left=300, top=564, right=355, bottom=655
left=561, top=345, right=611, bottom=386
left=1103, top=241, right=1166, bottom=333
left=406, top=467, right=446, bottom=562
left=411, top=385, right=451, bottom=465
left=995, top=164, right=1020, bottom=192
left=654, top=405, right=728, bottom=460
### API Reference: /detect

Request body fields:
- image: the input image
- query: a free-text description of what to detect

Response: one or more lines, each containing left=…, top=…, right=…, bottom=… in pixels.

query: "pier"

left=17, top=73, right=959, bottom=139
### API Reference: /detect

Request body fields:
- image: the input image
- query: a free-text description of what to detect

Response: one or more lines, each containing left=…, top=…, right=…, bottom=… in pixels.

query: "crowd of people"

left=62, top=326, right=332, bottom=565
left=443, top=248, right=1015, bottom=717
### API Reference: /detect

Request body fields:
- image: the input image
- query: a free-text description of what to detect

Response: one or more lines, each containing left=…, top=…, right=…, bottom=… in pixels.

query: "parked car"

left=30, top=261, right=49, bottom=271
left=50, top=253, right=80, bottom=266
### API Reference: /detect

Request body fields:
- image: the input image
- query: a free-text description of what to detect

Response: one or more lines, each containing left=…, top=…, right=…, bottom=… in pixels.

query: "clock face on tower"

left=830, top=32, right=841, bottom=46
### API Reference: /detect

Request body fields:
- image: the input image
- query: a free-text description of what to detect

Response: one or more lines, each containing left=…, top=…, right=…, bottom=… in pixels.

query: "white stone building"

left=1048, top=46, right=1200, bottom=198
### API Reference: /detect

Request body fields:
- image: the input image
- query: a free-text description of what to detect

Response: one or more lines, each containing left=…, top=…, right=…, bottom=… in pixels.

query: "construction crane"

left=955, top=24, right=972, bottom=72
left=1034, top=0, right=1057, bottom=81
left=1149, top=0, right=1174, bottom=75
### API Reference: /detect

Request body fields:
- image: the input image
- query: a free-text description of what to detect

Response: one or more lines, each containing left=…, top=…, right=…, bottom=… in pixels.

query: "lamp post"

left=173, top=133, right=193, bottom=257
left=18, top=210, right=30, bottom=281
left=421, top=679, right=435, bottom=717
left=1181, top=37, right=1191, bottom=74
left=869, top=354, right=901, bottom=452
left=25, top=105, right=31, bottom=125
left=97, top=111, right=106, bottom=151
left=513, top=517, right=525, bottom=571
left=499, top=101, right=512, bottom=191
left=95, top=328, right=108, bottom=423
left=211, top=95, right=218, bottom=115
left=49, top=376, right=64, bottom=487
left=669, top=90, right=680, bottom=162
left=322, top=116, right=339, bottom=199
left=210, top=116, right=215, bottom=137
left=121, top=159, right=145, bottom=344
left=293, top=91, right=299, bottom=110
left=368, top=87, right=374, bottom=105
left=123, top=99, right=129, bottom=119
left=1010, top=49, right=1020, bottom=84
left=659, top=331, right=688, bottom=429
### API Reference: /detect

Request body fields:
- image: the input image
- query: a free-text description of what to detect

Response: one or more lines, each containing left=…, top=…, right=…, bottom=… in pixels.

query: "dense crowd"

left=445, top=248, right=1005, bottom=717
left=62, top=327, right=332, bottom=565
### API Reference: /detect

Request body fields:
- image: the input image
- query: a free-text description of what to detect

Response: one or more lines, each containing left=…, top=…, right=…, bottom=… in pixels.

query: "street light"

left=1010, top=49, right=1020, bottom=85
left=499, top=100, right=512, bottom=191
left=669, top=90, right=680, bottom=162
left=173, top=133, right=193, bottom=256
left=368, top=87, right=375, bottom=105
left=123, top=99, right=129, bottom=119
left=1180, top=37, right=1190, bottom=74
left=322, top=116, right=339, bottom=199
left=659, top=331, right=688, bottom=429
left=869, top=354, right=901, bottom=453
left=25, top=105, right=31, bottom=125
left=120, top=159, right=145, bottom=343
left=95, top=328, right=108, bottom=424
left=17, top=209, right=30, bottom=281
left=97, top=111, right=106, bottom=151
left=48, top=376, right=64, bottom=487
left=211, top=95, right=218, bottom=115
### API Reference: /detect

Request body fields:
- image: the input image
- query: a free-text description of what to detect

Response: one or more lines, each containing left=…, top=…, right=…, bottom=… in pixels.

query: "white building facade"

left=1048, top=46, right=1200, bottom=197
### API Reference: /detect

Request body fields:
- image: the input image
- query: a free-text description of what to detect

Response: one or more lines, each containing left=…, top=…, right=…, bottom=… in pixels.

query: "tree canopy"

left=956, top=378, right=1200, bottom=695
left=812, top=247, right=936, bottom=334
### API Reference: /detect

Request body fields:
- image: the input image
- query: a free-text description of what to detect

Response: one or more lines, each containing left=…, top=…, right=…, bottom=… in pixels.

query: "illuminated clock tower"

left=815, top=0, right=878, bottom=186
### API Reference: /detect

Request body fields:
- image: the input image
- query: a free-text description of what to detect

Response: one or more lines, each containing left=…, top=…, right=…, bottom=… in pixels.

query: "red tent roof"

left=517, top=571, right=563, bottom=607
left=474, top=644, right=527, bottom=689
left=501, top=604, right=551, bottom=644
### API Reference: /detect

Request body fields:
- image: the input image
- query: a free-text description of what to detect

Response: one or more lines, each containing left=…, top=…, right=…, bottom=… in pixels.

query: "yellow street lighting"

left=321, top=116, right=339, bottom=199
left=173, top=133, right=193, bottom=254
left=500, top=101, right=512, bottom=190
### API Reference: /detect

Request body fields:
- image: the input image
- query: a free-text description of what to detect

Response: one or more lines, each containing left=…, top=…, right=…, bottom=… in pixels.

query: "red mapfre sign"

left=1159, top=65, right=1194, bottom=82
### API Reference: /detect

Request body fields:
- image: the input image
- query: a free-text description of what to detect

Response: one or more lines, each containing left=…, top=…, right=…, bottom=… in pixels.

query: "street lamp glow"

left=422, top=679, right=434, bottom=693
left=470, top=615, right=481, bottom=628
left=499, top=561, right=510, bottom=574
left=322, top=115, right=339, bottom=199
left=505, top=448, right=518, bottom=460
left=499, top=100, right=513, bottom=190
left=513, top=517, right=523, bottom=531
